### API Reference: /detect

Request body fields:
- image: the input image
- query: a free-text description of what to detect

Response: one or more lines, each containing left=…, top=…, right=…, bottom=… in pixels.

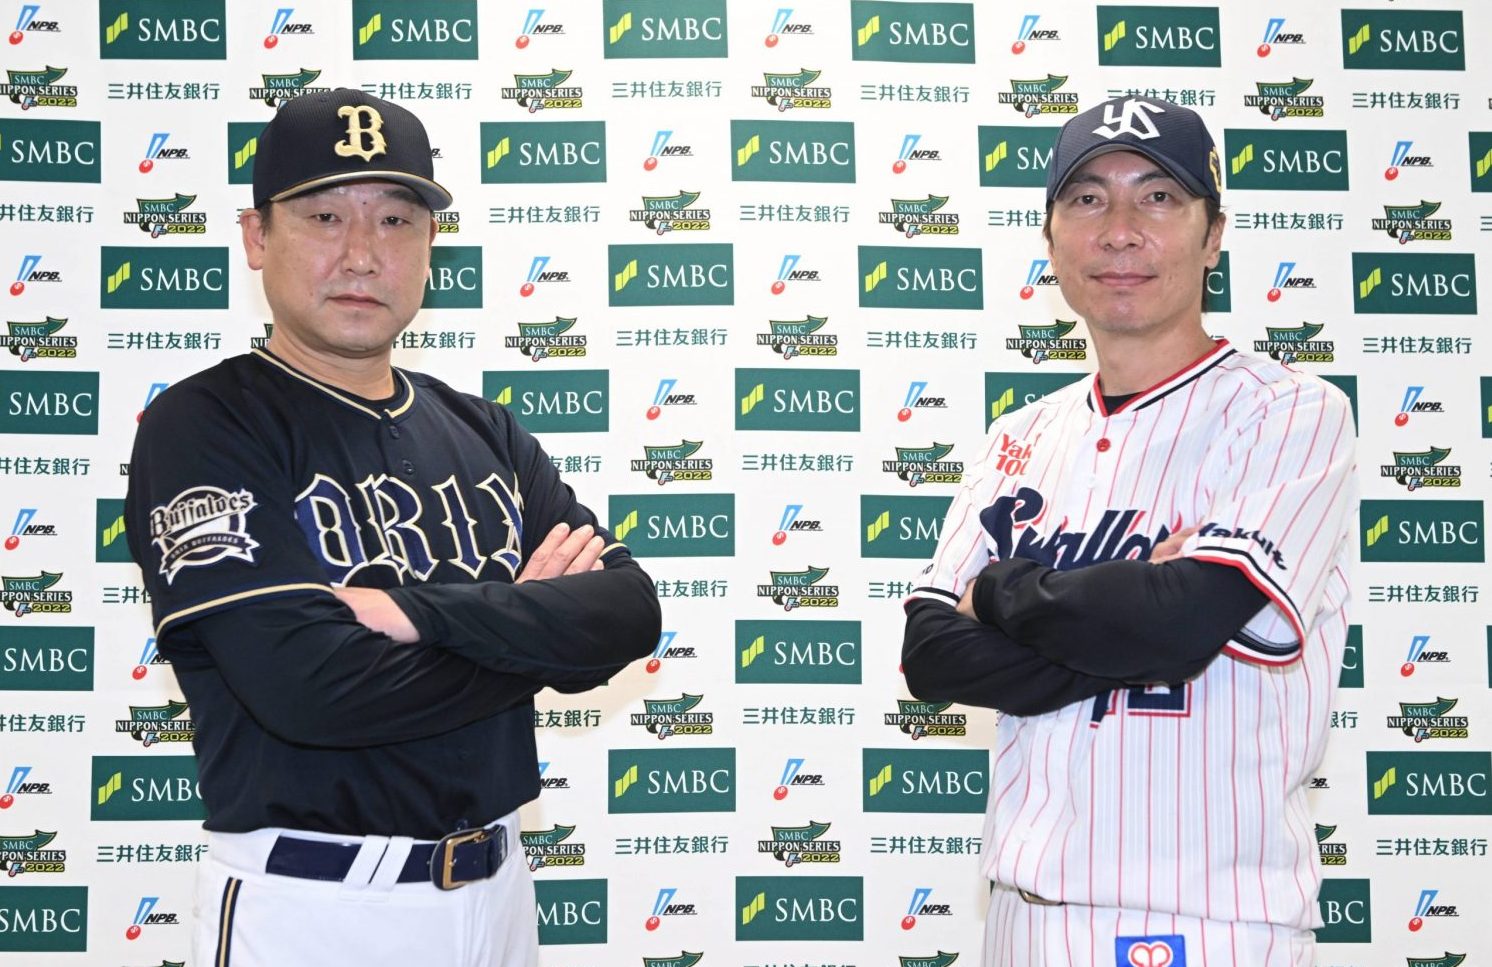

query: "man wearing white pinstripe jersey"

left=902, top=96, right=1356, bottom=967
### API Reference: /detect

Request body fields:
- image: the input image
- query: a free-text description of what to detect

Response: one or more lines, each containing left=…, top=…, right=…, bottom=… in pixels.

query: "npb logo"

left=264, top=7, right=312, bottom=48
left=643, top=129, right=691, bottom=171
left=1011, top=13, right=1057, bottom=54
left=516, top=8, right=563, bottom=49
left=1408, top=888, right=1457, bottom=932
left=772, top=504, right=822, bottom=545
left=138, top=132, right=187, bottom=173
left=644, top=886, right=696, bottom=931
left=891, top=133, right=939, bottom=174
left=1019, top=258, right=1057, bottom=300
left=5, top=509, right=52, bottom=550
left=900, top=887, right=952, bottom=929
left=123, top=895, right=177, bottom=940
left=644, top=630, right=696, bottom=674
left=770, top=253, right=818, bottom=295
left=773, top=757, right=823, bottom=800
left=0, top=765, right=49, bottom=809
left=1394, top=386, right=1442, bottom=427
left=1266, top=261, right=1314, bottom=302
left=1257, top=17, right=1304, bottom=57
left=132, top=636, right=168, bottom=681
left=1400, top=634, right=1449, bottom=677
left=518, top=255, right=568, bottom=298
left=645, top=378, right=695, bottom=420
left=897, top=381, right=946, bottom=422
left=9, top=5, right=58, bottom=46
left=1385, top=139, right=1432, bottom=181
left=765, top=7, right=812, bottom=47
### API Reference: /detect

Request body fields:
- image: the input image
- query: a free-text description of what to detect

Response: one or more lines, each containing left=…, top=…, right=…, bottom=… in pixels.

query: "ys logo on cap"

left=335, top=105, right=386, bottom=162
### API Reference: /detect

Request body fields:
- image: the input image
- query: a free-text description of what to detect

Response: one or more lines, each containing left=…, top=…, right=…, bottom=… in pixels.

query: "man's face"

left=1046, top=150, right=1222, bottom=340
left=241, top=180, right=436, bottom=362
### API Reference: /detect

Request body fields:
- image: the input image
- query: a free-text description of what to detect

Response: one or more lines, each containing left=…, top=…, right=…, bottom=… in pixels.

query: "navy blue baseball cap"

left=252, top=88, right=452, bottom=211
left=1045, top=96, right=1221, bottom=204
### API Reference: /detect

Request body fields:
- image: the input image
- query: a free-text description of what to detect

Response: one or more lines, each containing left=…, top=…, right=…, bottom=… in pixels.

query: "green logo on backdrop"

left=863, top=747, right=988, bottom=813
left=1096, top=6, right=1220, bottom=66
left=1319, top=374, right=1358, bottom=430
left=0, top=119, right=100, bottom=182
left=95, top=499, right=129, bottom=563
left=735, top=369, right=859, bottom=432
left=603, top=0, right=728, bottom=58
left=1339, top=625, right=1363, bottom=689
left=534, top=878, right=606, bottom=945
left=858, top=246, right=983, bottom=310
left=608, top=243, right=733, bottom=307
left=1351, top=252, right=1476, bottom=315
left=1224, top=130, right=1348, bottom=190
left=481, top=121, right=607, bottom=184
left=977, top=125, right=1058, bottom=187
left=1341, top=9, right=1464, bottom=70
left=608, top=493, right=734, bottom=558
left=1366, top=750, right=1490, bottom=814
left=90, top=755, right=204, bottom=821
left=736, top=620, right=862, bottom=684
left=851, top=1, right=975, bottom=64
left=1360, top=500, right=1483, bottom=563
left=1482, top=376, right=1492, bottom=439
left=984, top=371, right=1085, bottom=426
left=731, top=119, right=856, bottom=183
left=1206, top=250, right=1231, bottom=312
left=484, top=370, right=608, bottom=433
left=100, top=246, right=229, bottom=310
left=352, top=0, right=478, bottom=59
left=0, top=886, right=87, bottom=953
left=99, top=0, right=226, bottom=58
left=0, top=627, right=93, bottom=691
left=0, top=371, right=97, bottom=435
left=1315, top=878, right=1371, bottom=943
left=736, top=875, right=864, bottom=941
left=1471, top=132, right=1492, bottom=193
left=608, top=748, right=735, bottom=813
left=861, top=495, right=951, bottom=559
left=226, top=121, right=261, bottom=184
left=422, top=246, right=482, bottom=309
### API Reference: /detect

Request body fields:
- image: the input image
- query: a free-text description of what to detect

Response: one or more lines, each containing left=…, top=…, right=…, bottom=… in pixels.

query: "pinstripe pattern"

left=910, top=344, right=1356, bottom=938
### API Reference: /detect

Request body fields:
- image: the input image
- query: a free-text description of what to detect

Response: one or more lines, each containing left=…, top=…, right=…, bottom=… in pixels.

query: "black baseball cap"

left=1045, top=96, right=1221, bottom=204
left=251, top=88, right=452, bottom=211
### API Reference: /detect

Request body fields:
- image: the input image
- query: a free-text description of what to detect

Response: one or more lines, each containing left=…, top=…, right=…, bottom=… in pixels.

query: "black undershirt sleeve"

left=971, top=556, right=1271, bottom=682
left=901, top=598, right=1130, bottom=716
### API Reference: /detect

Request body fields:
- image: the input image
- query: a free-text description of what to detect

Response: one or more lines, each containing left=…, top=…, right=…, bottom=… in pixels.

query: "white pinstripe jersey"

left=909, top=341, right=1356, bottom=930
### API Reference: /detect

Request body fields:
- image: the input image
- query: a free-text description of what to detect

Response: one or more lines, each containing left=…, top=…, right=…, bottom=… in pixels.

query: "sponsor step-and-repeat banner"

left=1, top=2, right=1490, bottom=965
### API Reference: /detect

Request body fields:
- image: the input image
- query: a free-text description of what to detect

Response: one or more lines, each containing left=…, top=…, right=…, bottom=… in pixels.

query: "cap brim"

left=1047, top=142, right=1212, bottom=203
left=269, top=170, right=453, bottom=211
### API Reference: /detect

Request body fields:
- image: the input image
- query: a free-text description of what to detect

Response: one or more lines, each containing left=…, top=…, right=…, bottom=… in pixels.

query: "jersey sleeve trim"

left=906, top=585, right=961, bottom=607
left=155, top=583, right=332, bottom=637
left=1190, top=551, right=1304, bottom=667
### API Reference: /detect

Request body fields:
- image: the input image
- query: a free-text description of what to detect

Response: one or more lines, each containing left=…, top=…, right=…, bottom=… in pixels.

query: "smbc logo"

left=534, top=878, right=606, bottom=946
left=608, top=748, right=734, bottom=813
left=1366, top=751, right=1490, bottom=815
left=603, top=0, right=728, bottom=58
left=608, top=493, right=734, bottom=558
left=977, top=125, right=1057, bottom=188
left=731, top=119, right=856, bottom=184
left=1360, top=500, right=1483, bottom=563
left=0, top=886, right=87, bottom=953
left=95, top=498, right=129, bottom=563
left=99, top=0, right=226, bottom=59
left=1342, top=9, right=1464, bottom=70
left=851, top=1, right=975, bottom=64
left=1223, top=130, right=1349, bottom=191
left=90, top=755, right=204, bottom=821
left=0, top=371, right=97, bottom=435
left=1471, top=132, right=1492, bottom=194
left=736, top=620, right=862, bottom=685
left=859, top=246, right=983, bottom=310
left=0, top=119, right=100, bottom=183
left=736, top=369, right=859, bottom=432
left=481, top=121, right=607, bottom=184
left=1351, top=252, right=1476, bottom=316
left=0, top=627, right=93, bottom=691
left=352, top=0, right=479, bottom=59
left=862, top=748, right=988, bottom=813
left=1315, top=879, right=1371, bottom=944
left=861, top=495, right=950, bottom=559
left=422, top=246, right=482, bottom=309
left=1096, top=5, right=1219, bottom=66
left=985, top=371, right=1085, bottom=427
left=226, top=122, right=260, bottom=185
left=736, top=875, right=864, bottom=941
left=483, top=370, right=608, bottom=433
left=608, top=243, right=733, bottom=307
left=100, top=246, right=229, bottom=310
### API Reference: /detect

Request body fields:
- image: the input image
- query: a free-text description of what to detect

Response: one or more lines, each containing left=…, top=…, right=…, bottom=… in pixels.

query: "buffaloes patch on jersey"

left=148, top=486, right=260, bottom=584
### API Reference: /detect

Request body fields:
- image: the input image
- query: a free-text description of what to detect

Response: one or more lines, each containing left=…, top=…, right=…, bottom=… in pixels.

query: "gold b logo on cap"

left=334, top=104, right=387, bottom=162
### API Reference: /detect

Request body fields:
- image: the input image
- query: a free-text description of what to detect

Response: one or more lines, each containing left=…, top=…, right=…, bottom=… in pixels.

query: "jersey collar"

left=251, top=348, right=416, bottom=421
left=1088, top=338, right=1234, bottom=417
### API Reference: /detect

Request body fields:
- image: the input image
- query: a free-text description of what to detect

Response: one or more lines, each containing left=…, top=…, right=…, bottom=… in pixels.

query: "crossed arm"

left=902, top=528, right=1269, bottom=716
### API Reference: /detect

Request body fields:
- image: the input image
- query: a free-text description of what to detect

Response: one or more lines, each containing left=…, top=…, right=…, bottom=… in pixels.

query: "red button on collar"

left=1096, top=438, right=1111, bottom=452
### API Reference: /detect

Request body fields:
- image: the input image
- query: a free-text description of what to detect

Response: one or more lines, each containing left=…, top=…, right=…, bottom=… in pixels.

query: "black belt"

left=265, top=824, right=508, bottom=891
left=1017, top=887, right=1065, bottom=907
